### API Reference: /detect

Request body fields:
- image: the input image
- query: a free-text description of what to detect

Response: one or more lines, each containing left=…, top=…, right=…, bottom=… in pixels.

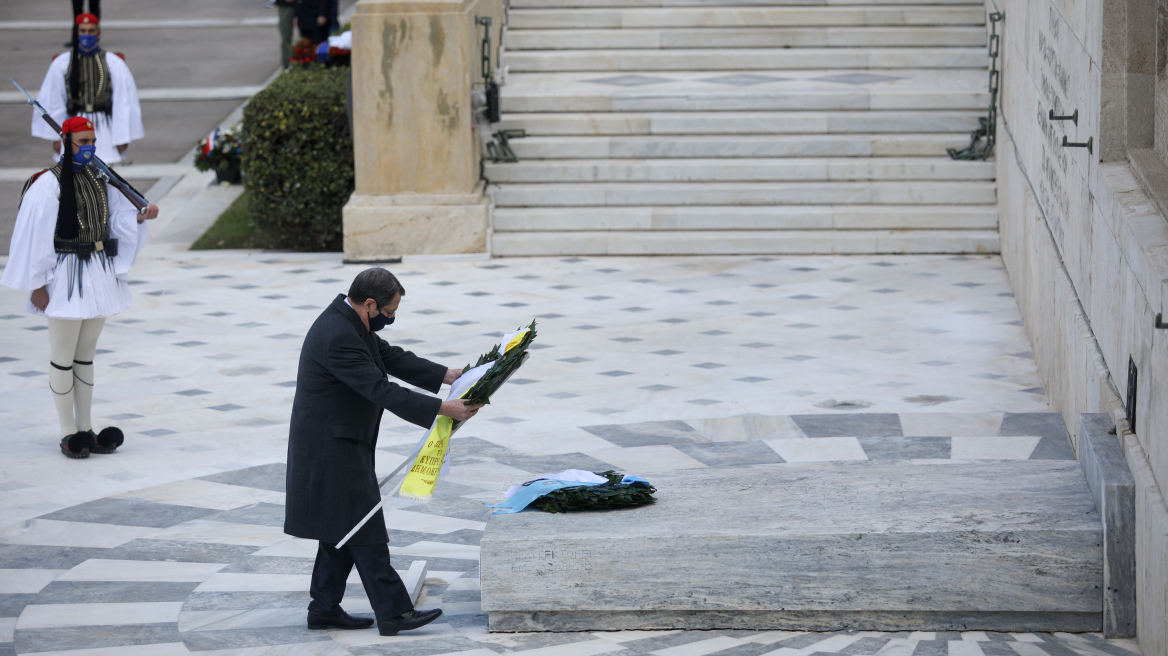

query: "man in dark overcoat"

left=294, top=0, right=331, bottom=44
left=285, top=267, right=482, bottom=636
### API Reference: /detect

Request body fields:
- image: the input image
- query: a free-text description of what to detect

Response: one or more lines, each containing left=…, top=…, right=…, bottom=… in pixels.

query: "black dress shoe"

left=378, top=608, right=442, bottom=636
left=307, top=609, right=374, bottom=630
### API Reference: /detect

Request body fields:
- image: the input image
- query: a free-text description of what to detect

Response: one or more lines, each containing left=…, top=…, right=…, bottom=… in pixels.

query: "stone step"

left=484, top=157, right=993, bottom=183
left=491, top=228, right=999, bottom=255
left=501, top=69, right=989, bottom=112
left=508, top=134, right=973, bottom=159
left=507, top=6, right=985, bottom=29
left=492, top=205, right=998, bottom=231
left=496, top=110, right=983, bottom=136
left=504, top=26, right=987, bottom=49
left=480, top=461, right=1100, bottom=631
left=512, top=0, right=984, bottom=7
left=492, top=181, right=997, bottom=206
left=505, top=47, right=988, bottom=72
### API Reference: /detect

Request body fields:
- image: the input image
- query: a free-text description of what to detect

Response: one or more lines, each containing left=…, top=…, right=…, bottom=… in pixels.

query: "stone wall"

left=1158, top=0, right=1168, bottom=164
left=992, top=0, right=1168, bottom=649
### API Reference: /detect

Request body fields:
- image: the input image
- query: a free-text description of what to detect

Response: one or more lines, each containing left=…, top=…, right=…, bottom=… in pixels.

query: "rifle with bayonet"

left=10, top=77, right=149, bottom=212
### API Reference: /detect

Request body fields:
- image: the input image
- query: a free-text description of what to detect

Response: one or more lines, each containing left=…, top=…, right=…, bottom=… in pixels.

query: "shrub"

left=242, top=66, right=352, bottom=251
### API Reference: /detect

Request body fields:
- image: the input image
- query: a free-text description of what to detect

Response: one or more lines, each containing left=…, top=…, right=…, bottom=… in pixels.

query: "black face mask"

left=368, top=311, right=394, bottom=332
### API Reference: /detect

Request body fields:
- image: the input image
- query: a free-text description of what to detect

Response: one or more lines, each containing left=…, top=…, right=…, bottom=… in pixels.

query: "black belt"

left=55, top=238, right=118, bottom=259
left=67, top=101, right=113, bottom=116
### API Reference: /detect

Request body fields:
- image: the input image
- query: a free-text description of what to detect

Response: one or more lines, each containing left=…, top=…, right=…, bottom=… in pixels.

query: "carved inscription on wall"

left=1033, top=5, right=1075, bottom=248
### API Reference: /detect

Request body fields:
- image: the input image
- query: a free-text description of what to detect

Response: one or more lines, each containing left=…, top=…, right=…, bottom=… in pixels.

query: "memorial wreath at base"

left=528, top=471, right=657, bottom=514
left=485, top=468, right=656, bottom=515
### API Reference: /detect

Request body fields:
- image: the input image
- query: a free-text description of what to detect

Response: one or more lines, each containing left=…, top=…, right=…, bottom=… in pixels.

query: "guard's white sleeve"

left=107, top=52, right=144, bottom=146
left=31, top=54, right=70, bottom=142
left=107, top=184, right=149, bottom=277
left=0, top=174, right=61, bottom=292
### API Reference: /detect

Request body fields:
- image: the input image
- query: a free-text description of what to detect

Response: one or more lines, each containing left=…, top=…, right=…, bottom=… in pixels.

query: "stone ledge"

left=1129, top=149, right=1168, bottom=226
left=1079, top=413, right=1136, bottom=638
left=486, top=610, right=1103, bottom=633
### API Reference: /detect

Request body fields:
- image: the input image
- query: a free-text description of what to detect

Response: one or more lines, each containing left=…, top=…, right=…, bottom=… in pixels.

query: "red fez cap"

left=75, top=13, right=99, bottom=26
left=62, top=116, right=95, bottom=134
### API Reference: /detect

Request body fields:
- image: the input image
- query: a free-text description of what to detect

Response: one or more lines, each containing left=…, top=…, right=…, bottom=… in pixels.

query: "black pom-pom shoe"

left=90, top=427, right=124, bottom=454
left=60, top=432, right=93, bottom=458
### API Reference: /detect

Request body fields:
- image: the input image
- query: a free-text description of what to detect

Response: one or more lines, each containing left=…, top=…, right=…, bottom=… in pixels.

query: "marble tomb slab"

left=480, top=461, right=1103, bottom=632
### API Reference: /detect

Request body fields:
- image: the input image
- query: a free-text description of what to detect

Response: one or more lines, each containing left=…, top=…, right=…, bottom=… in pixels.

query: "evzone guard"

left=32, top=12, right=144, bottom=164
left=1, top=116, right=159, bottom=458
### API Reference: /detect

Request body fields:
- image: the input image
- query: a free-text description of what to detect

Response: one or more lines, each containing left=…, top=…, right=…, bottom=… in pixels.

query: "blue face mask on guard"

left=72, top=144, right=96, bottom=169
left=368, top=310, right=394, bottom=332
left=78, top=34, right=98, bottom=53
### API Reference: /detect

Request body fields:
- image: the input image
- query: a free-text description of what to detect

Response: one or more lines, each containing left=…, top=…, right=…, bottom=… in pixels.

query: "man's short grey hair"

left=348, top=268, right=405, bottom=307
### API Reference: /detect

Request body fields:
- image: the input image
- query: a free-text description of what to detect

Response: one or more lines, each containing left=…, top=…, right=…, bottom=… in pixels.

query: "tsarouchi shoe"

left=60, top=432, right=93, bottom=459
left=378, top=608, right=442, bottom=636
left=307, top=609, right=374, bottom=630
left=90, top=427, right=124, bottom=454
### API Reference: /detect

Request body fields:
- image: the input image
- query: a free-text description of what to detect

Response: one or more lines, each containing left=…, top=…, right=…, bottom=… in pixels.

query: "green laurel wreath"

left=528, top=471, right=657, bottom=514
left=449, top=320, right=537, bottom=433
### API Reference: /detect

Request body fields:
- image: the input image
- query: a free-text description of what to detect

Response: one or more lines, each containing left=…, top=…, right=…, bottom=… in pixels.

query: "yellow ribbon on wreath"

left=398, top=328, right=530, bottom=501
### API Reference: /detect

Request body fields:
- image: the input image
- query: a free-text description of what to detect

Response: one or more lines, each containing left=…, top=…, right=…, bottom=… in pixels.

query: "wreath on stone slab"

left=528, top=471, right=657, bottom=514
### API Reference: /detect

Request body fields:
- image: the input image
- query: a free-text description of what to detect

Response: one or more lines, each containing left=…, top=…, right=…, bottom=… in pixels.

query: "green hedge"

left=242, top=66, right=352, bottom=251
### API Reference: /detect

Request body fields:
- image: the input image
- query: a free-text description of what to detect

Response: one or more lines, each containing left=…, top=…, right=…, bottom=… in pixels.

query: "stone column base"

left=343, top=183, right=488, bottom=262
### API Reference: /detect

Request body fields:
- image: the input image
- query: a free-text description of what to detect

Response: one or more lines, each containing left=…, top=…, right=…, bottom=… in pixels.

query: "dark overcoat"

left=284, top=294, right=446, bottom=545
left=294, top=0, right=331, bottom=42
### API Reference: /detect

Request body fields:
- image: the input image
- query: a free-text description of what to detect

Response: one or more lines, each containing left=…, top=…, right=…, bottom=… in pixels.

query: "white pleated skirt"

left=27, top=253, right=134, bottom=320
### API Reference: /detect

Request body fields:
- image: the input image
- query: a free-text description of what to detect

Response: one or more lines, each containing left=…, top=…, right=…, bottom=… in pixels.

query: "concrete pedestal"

left=480, top=461, right=1104, bottom=632
left=344, top=0, right=501, bottom=260
left=343, top=187, right=488, bottom=261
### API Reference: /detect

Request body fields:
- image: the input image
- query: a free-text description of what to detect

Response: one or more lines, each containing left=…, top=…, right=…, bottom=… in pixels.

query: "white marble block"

left=480, top=461, right=1103, bottom=632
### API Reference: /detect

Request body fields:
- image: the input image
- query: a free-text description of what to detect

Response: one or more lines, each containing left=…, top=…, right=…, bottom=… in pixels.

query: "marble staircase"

left=487, top=0, right=997, bottom=256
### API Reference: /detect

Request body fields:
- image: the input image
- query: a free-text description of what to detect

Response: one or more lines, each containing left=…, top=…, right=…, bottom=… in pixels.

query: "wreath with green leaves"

left=461, top=319, right=537, bottom=405
left=528, top=471, right=657, bottom=514
left=451, top=320, right=537, bottom=431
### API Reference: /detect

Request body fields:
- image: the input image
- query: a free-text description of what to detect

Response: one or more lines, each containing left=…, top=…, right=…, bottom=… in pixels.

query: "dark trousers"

left=298, top=19, right=330, bottom=45
left=309, top=541, right=413, bottom=622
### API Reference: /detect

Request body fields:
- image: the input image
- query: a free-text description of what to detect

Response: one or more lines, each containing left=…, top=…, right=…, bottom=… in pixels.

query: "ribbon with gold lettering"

left=399, top=325, right=532, bottom=500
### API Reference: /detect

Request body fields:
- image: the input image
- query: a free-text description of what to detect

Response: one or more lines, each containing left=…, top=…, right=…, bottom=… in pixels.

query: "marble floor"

left=0, top=247, right=1142, bottom=655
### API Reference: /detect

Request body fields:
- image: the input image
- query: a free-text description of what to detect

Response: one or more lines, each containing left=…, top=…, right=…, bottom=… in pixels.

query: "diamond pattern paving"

left=0, top=252, right=1132, bottom=655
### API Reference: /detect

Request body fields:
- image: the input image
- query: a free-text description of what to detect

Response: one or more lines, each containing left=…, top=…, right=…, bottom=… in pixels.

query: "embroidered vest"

left=49, top=164, right=110, bottom=254
left=65, top=49, right=113, bottom=116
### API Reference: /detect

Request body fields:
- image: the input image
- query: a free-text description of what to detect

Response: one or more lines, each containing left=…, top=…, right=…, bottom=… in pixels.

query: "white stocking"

left=72, top=318, right=105, bottom=432
left=47, top=318, right=83, bottom=438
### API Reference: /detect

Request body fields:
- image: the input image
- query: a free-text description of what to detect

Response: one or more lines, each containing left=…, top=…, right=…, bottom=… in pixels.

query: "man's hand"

left=30, top=286, right=49, bottom=311
left=52, top=140, right=62, bottom=155
left=439, top=399, right=483, bottom=422
left=138, top=204, right=159, bottom=221
left=443, top=368, right=463, bottom=385
left=317, top=15, right=327, bottom=25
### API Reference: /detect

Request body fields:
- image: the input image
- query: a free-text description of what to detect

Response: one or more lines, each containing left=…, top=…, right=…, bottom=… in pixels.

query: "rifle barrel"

left=10, top=77, right=149, bottom=211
